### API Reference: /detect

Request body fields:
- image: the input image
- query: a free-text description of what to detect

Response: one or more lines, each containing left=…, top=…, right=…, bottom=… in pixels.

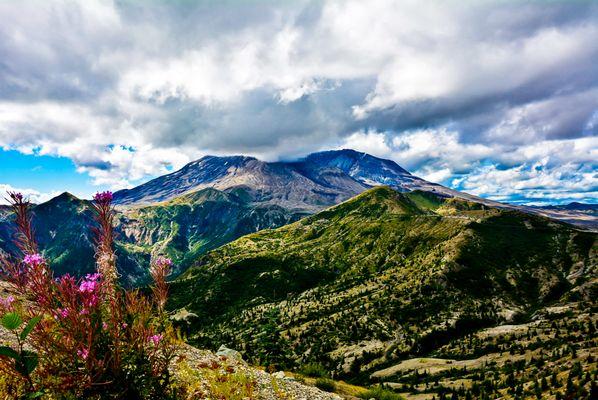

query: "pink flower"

left=121, top=322, right=128, bottom=329
left=148, top=334, right=163, bottom=346
left=93, top=191, right=113, bottom=202
left=77, top=348, right=89, bottom=360
left=85, top=273, right=101, bottom=281
left=0, top=295, right=15, bottom=309
left=102, top=322, right=108, bottom=330
left=79, top=308, right=89, bottom=315
left=58, top=308, right=69, bottom=318
left=155, top=256, right=173, bottom=268
left=79, top=280, right=99, bottom=293
left=151, top=256, right=173, bottom=279
left=23, top=253, right=43, bottom=267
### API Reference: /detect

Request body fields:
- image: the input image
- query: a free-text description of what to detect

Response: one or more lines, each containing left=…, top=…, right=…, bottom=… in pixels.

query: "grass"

left=174, top=360, right=256, bottom=400
left=314, top=377, right=336, bottom=392
left=359, top=386, right=405, bottom=400
left=298, top=362, right=329, bottom=378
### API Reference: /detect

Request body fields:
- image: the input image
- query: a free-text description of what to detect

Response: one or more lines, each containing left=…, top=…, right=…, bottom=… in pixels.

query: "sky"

left=0, top=0, right=596, bottom=205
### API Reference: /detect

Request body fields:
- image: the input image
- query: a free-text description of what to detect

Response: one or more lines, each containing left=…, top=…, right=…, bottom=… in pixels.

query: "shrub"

left=315, top=377, right=336, bottom=392
left=173, top=360, right=256, bottom=400
left=298, top=362, right=329, bottom=378
left=359, top=385, right=405, bottom=400
left=0, top=191, right=178, bottom=399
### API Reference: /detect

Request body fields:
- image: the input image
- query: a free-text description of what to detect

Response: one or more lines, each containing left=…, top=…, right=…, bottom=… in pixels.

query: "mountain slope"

left=116, top=188, right=306, bottom=280
left=112, top=152, right=371, bottom=211
left=111, top=149, right=454, bottom=210
left=112, top=149, right=596, bottom=229
left=169, top=187, right=596, bottom=379
left=0, top=189, right=306, bottom=285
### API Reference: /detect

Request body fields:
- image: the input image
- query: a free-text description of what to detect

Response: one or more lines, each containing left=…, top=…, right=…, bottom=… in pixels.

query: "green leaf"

left=15, top=350, right=38, bottom=375
left=1, top=312, right=22, bottom=330
left=26, top=391, right=45, bottom=399
left=0, top=345, right=19, bottom=360
left=20, top=315, right=42, bottom=341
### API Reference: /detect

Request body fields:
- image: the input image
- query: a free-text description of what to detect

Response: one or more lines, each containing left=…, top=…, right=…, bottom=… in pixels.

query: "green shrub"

left=315, top=377, right=336, bottom=392
left=359, top=385, right=405, bottom=400
left=299, top=362, right=329, bottom=378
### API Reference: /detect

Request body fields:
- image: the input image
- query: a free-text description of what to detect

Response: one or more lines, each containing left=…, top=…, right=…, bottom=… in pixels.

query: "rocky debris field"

left=172, top=344, right=342, bottom=400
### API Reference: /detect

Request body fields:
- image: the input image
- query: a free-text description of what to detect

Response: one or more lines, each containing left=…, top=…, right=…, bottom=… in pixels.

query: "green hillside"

left=116, top=188, right=305, bottom=282
left=0, top=189, right=305, bottom=285
left=169, top=187, right=597, bottom=390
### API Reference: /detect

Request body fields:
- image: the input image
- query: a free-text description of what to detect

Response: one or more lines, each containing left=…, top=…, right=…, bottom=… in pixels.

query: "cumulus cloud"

left=0, top=0, right=596, bottom=203
left=341, top=130, right=597, bottom=204
left=452, top=162, right=597, bottom=205
left=0, top=184, right=60, bottom=205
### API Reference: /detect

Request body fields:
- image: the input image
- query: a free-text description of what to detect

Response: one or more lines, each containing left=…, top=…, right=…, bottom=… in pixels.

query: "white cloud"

left=339, top=130, right=393, bottom=159
left=340, top=129, right=597, bottom=201
left=0, top=0, right=596, bottom=202
left=341, top=128, right=495, bottom=176
left=78, top=145, right=193, bottom=189
left=454, top=162, right=597, bottom=204
left=0, top=184, right=60, bottom=205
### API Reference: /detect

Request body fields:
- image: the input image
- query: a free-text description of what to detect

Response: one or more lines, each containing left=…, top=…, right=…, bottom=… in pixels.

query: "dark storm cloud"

left=148, top=78, right=372, bottom=154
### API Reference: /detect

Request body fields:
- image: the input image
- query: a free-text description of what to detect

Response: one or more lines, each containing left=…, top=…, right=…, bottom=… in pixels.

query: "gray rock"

left=216, top=344, right=243, bottom=361
left=271, top=371, right=286, bottom=379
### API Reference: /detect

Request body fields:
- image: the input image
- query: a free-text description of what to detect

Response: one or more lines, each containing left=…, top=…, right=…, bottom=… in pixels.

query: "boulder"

left=216, top=344, right=244, bottom=362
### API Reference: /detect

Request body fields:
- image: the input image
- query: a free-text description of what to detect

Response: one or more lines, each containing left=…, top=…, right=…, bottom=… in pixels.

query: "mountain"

left=0, top=192, right=98, bottom=276
left=168, top=187, right=596, bottom=389
left=0, top=189, right=306, bottom=285
left=112, top=149, right=596, bottom=229
left=1, top=149, right=595, bottom=283
left=111, top=149, right=477, bottom=209
left=112, top=151, right=374, bottom=212
left=531, top=202, right=598, bottom=231
left=539, top=202, right=598, bottom=211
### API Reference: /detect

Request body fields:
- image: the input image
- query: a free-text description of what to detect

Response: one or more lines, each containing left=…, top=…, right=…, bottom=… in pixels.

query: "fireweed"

left=0, top=192, right=178, bottom=399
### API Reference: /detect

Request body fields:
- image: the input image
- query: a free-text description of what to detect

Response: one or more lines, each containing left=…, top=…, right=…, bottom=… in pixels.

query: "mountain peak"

left=189, top=154, right=258, bottom=166
left=302, top=149, right=410, bottom=175
left=50, top=192, right=80, bottom=203
left=112, top=148, right=420, bottom=207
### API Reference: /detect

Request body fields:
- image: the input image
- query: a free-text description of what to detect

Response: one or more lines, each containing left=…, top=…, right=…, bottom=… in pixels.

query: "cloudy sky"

left=0, top=0, right=596, bottom=205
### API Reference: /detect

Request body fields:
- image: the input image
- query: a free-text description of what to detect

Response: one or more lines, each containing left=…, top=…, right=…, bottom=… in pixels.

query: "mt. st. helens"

left=0, top=149, right=595, bottom=285
left=113, top=150, right=463, bottom=210
left=112, top=149, right=595, bottom=229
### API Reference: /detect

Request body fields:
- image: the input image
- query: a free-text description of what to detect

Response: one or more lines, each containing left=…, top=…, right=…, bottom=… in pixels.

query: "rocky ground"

left=173, top=344, right=342, bottom=400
